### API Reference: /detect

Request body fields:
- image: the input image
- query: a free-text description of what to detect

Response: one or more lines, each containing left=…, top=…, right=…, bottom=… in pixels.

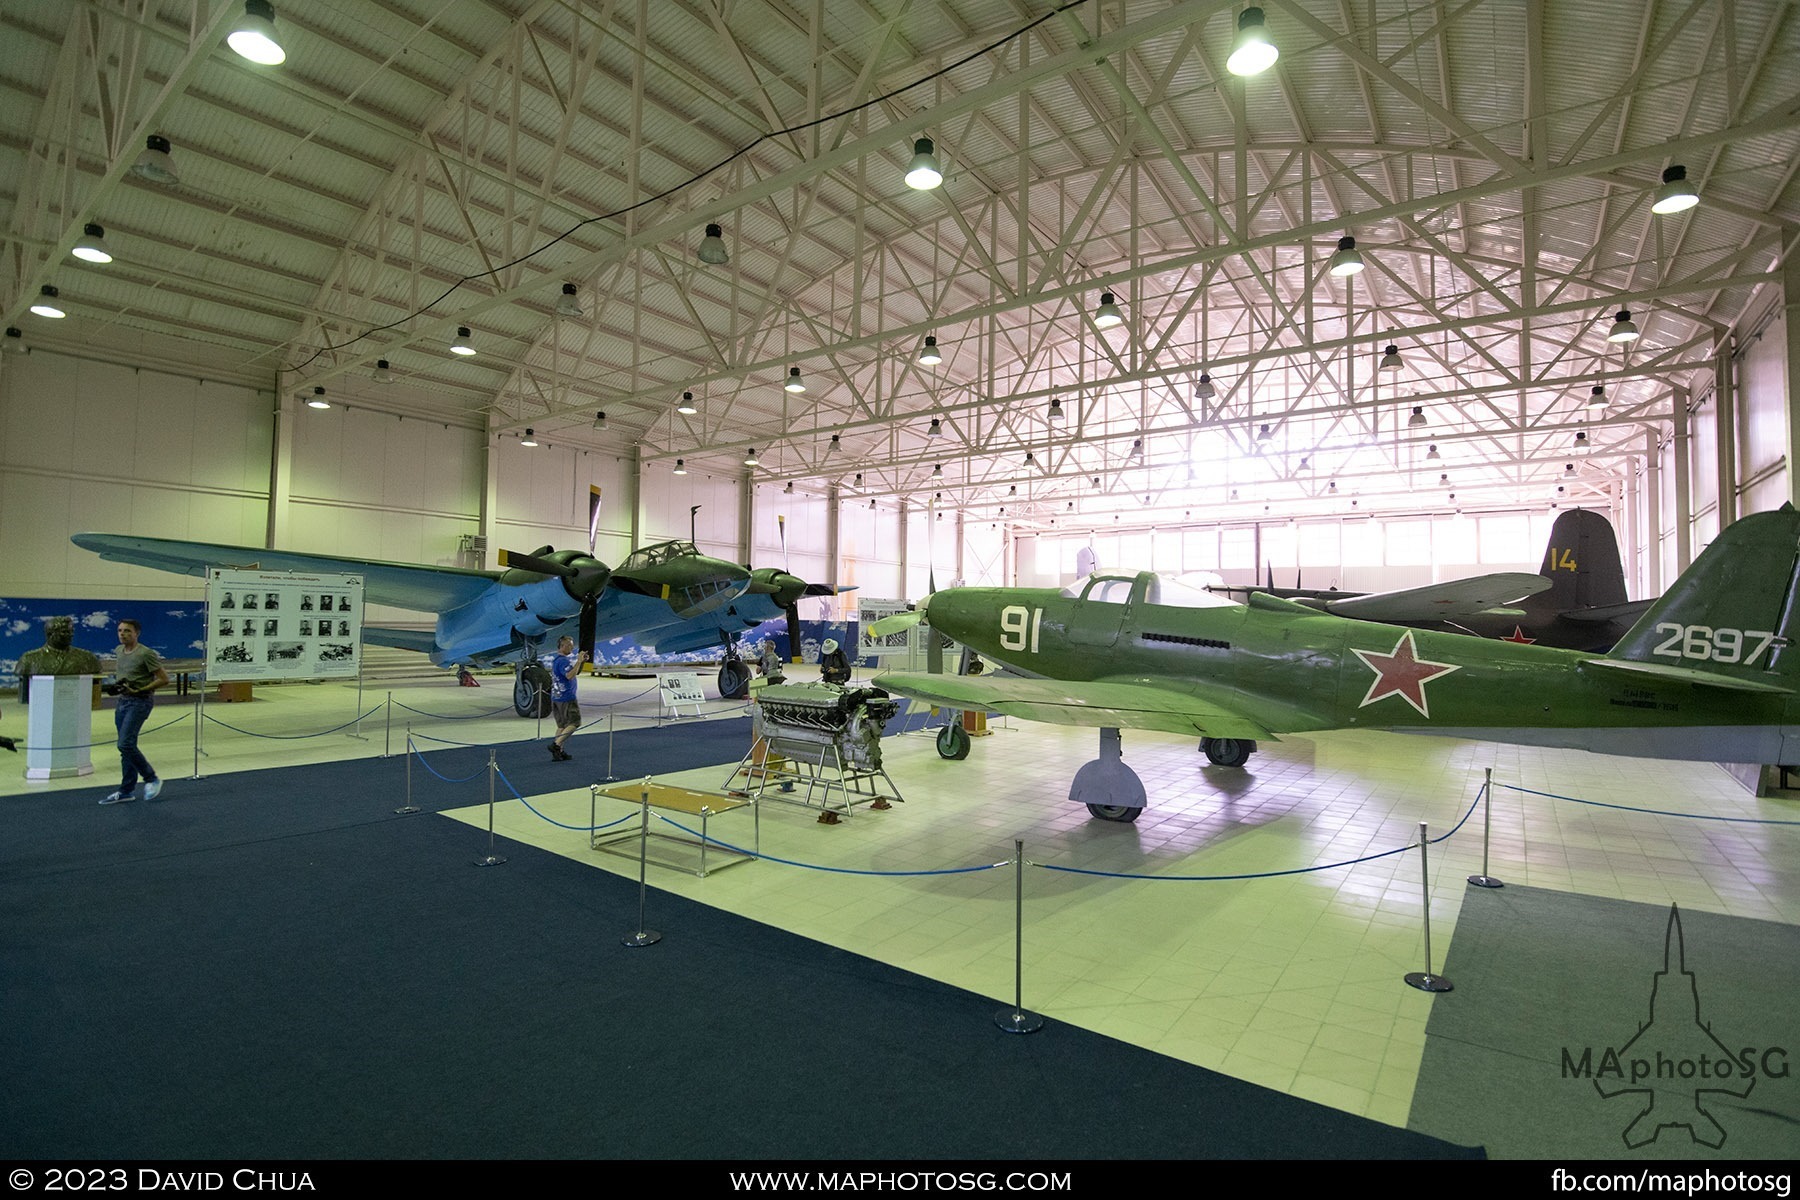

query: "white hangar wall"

left=0, top=348, right=271, bottom=599
left=284, top=402, right=483, bottom=569
left=1737, top=304, right=1790, bottom=519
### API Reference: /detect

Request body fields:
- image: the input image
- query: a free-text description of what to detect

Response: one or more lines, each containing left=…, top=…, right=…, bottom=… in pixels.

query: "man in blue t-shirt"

left=548, top=635, right=587, bottom=762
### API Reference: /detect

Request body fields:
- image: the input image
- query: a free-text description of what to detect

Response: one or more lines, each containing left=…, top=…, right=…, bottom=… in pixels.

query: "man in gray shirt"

left=101, top=618, right=170, bottom=804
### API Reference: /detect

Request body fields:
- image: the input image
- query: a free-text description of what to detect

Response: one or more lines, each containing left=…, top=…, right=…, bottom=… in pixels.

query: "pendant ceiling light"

left=30, top=285, right=65, bottom=318
left=1092, top=291, right=1124, bottom=329
left=130, top=134, right=179, bottom=184
left=697, top=222, right=729, bottom=265
left=450, top=326, right=476, bottom=356
left=918, top=335, right=942, bottom=366
left=1226, top=6, right=1279, bottom=76
left=1651, top=164, right=1699, bottom=215
left=228, top=0, right=286, bottom=65
left=71, top=223, right=113, bottom=264
left=903, top=137, right=943, bottom=190
left=784, top=366, right=806, bottom=393
left=1607, top=309, right=1639, bottom=343
left=1328, top=236, right=1365, bottom=277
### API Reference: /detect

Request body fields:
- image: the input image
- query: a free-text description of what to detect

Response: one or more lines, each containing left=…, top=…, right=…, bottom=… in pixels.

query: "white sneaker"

left=100, top=790, right=138, bottom=805
left=145, top=780, right=164, bottom=801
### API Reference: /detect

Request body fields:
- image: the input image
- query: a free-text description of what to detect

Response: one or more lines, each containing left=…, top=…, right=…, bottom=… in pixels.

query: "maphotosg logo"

left=1560, top=904, right=1790, bottom=1148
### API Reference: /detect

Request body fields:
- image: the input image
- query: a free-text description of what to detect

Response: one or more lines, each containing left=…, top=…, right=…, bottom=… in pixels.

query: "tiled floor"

left=14, top=672, right=1799, bottom=1131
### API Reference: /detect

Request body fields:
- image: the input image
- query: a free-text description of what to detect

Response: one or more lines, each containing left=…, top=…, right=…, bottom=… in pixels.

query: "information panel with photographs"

left=207, top=568, right=364, bottom=681
left=856, top=598, right=913, bottom=656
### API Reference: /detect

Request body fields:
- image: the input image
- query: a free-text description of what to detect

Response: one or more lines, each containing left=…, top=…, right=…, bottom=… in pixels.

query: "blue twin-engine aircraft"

left=72, top=526, right=836, bottom=714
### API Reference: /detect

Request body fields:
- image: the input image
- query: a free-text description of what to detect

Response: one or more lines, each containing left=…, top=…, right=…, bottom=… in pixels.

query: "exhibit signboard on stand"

left=659, top=671, right=705, bottom=722
left=206, top=569, right=364, bottom=682
left=24, top=675, right=95, bottom=779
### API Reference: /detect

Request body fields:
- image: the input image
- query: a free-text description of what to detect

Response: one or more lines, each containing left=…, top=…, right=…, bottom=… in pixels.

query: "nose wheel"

left=1070, top=727, right=1146, bottom=822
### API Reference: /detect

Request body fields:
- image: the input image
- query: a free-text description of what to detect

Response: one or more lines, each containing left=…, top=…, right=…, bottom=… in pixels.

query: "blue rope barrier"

left=649, top=811, right=1005, bottom=876
left=483, top=766, right=637, bottom=832
left=405, top=740, right=488, bottom=784
left=1036, top=784, right=1486, bottom=882
left=1499, top=782, right=1800, bottom=826
left=204, top=704, right=384, bottom=739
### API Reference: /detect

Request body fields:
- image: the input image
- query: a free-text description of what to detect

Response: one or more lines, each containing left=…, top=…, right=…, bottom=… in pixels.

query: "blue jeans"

left=115, top=695, right=156, bottom=792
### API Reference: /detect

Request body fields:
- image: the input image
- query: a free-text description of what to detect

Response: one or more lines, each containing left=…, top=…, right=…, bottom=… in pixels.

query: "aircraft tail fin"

left=1606, top=506, right=1800, bottom=684
left=1536, top=508, right=1629, bottom=613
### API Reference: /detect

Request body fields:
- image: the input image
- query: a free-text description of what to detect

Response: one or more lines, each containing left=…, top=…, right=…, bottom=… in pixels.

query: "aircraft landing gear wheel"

left=936, top=723, right=971, bottom=760
left=718, top=659, right=751, bottom=700
left=1201, top=737, right=1254, bottom=768
left=514, top=664, right=553, bottom=718
left=1085, top=803, right=1142, bottom=823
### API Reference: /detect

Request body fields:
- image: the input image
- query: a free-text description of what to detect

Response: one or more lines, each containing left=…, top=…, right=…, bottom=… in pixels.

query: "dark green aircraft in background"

left=1221, top=508, right=1655, bottom=652
left=877, top=505, right=1800, bottom=822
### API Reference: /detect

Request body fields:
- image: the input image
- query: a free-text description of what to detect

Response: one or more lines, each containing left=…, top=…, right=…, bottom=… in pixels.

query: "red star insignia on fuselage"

left=1500, top=626, right=1536, bottom=644
left=1352, top=630, right=1461, bottom=718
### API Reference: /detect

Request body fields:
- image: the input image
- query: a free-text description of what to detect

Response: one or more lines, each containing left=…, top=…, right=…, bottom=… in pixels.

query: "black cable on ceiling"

left=288, top=0, right=1093, bottom=374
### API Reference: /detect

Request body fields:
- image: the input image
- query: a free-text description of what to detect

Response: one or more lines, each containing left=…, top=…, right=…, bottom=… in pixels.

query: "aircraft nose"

left=770, top=571, right=809, bottom=607
left=568, top=558, right=612, bottom=598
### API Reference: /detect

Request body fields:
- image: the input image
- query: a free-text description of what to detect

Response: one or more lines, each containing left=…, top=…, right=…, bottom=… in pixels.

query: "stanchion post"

left=395, top=725, right=419, bottom=814
left=382, top=691, right=393, bottom=759
left=474, top=749, right=507, bottom=866
left=1469, top=767, right=1504, bottom=888
left=623, top=778, right=662, bottom=947
left=994, top=838, right=1044, bottom=1033
left=604, top=705, right=617, bottom=782
left=191, top=678, right=205, bottom=780
left=1404, top=821, right=1453, bottom=993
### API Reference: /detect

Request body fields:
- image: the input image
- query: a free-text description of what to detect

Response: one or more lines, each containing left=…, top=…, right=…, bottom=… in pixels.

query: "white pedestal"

left=25, top=675, right=95, bottom=780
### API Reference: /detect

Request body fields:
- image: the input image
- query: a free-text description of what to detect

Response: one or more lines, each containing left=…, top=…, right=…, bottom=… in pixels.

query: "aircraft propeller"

left=497, top=547, right=612, bottom=660
left=866, top=499, right=941, bottom=670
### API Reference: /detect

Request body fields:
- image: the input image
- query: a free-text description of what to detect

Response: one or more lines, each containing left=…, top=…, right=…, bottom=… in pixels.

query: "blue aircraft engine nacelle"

left=435, top=552, right=611, bottom=658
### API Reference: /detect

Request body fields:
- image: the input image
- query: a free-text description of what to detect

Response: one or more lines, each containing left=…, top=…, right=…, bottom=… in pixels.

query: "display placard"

left=207, top=569, right=364, bottom=682
left=659, top=671, right=705, bottom=705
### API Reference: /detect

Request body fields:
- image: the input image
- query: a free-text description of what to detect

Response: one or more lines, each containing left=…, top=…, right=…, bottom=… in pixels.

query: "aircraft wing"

left=1315, top=572, right=1552, bottom=621
left=72, top=533, right=500, bottom=613
left=876, top=672, right=1277, bottom=740
left=1563, top=598, right=1657, bottom=625
left=360, top=626, right=444, bottom=655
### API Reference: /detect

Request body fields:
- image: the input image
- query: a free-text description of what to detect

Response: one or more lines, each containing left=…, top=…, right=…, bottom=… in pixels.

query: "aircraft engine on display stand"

left=728, top=681, right=906, bottom=822
left=753, top=682, right=900, bottom=773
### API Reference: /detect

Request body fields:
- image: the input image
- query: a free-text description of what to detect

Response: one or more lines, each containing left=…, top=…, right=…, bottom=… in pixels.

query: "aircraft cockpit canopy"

left=1062, top=571, right=1161, bottom=605
left=1062, top=570, right=1237, bottom=610
left=619, top=540, right=699, bottom=574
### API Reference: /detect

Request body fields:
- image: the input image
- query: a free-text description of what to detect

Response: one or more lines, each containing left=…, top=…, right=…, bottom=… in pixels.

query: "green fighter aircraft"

left=875, top=505, right=1800, bottom=823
